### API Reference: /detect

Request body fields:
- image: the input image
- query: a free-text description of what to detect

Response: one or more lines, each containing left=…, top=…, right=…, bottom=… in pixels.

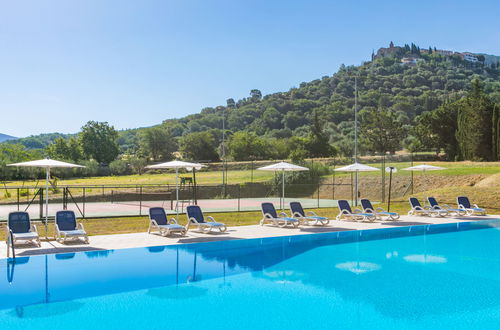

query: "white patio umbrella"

left=402, top=164, right=446, bottom=172
left=7, top=157, right=85, bottom=238
left=146, top=160, right=206, bottom=219
left=335, top=162, right=379, bottom=206
left=403, top=164, right=446, bottom=193
left=257, top=162, right=309, bottom=210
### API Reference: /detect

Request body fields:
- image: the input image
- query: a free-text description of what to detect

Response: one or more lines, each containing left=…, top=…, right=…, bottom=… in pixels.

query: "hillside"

left=4, top=42, right=500, bottom=157
left=0, top=133, right=16, bottom=143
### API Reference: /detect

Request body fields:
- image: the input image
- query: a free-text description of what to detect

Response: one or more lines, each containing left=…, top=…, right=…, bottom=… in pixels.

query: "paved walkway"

left=1, top=214, right=498, bottom=259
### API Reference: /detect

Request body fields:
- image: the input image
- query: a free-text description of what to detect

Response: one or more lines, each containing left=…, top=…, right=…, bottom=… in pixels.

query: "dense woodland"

left=2, top=44, right=500, bottom=179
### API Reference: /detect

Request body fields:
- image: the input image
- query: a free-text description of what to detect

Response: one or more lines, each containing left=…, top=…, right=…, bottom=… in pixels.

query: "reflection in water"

left=84, top=250, right=114, bottom=259
left=335, top=261, right=381, bottom=274
left=1, top=221, right=499, bottom=324
left=147, top=285, right=208, bottom=300
left=403, top=254, right=447, bottom=264
left=10, top=301, right=85, bottom=319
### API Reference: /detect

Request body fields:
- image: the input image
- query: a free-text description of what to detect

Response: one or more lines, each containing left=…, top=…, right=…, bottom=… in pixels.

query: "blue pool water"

left=1, top=220, right=499, bottom=329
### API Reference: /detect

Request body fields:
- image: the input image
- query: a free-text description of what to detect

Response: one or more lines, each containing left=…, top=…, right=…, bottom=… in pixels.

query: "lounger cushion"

left=158, top=224, right=185, bottom=231
left=8, top=212, right=31, bottom=234
left=13, top=232, right=38, bottom=240
left=199, top=222, right=226, bottom=227
left=56, top=211, right=77, bottom=231
left=280, top=217, right=299, bottom=222
left=305, top=216, right=328, bottom=220
left=59, top=229, right=87, bottom=236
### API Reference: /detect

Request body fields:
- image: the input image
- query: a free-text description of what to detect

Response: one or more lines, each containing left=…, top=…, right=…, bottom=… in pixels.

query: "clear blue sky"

left=1, top=0, right=499, bottom=137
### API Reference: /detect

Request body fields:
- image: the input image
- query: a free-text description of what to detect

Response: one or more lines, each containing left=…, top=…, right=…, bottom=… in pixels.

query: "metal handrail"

left=7, top=229, right=15, bottom=259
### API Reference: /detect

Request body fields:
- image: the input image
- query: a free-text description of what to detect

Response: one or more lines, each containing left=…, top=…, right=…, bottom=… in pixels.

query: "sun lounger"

left=148, top=207, right=187, bottom=236
left=55, top=210, right=89, bottom=244
left=408, top=197, right=446, bottom=217
left=260, top=202, right=300, bottom=228
left=186, top=205, right=227, bottom=233
left=360, top=199, right=400, bottom=220
left=7, top=212, right=41, bottom=247
left=457, top=196, right=486, bottom=216
left=427, top=197, right=465, bottom=216
left=336, top=200, right=376, bottom=222
left=289, top=201, right=329, bottom=226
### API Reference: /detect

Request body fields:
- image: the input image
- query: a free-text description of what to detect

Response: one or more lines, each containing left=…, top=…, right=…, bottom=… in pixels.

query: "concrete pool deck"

left=1, top=214, right=498, bottom=259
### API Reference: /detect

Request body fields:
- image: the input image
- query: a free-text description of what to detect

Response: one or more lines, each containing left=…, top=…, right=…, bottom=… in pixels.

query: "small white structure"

left=463, top=54, right=479, bottom=62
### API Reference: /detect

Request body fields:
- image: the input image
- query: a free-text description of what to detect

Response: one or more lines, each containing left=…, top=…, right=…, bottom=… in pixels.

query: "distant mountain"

left=0, top=133, right=17, bottom=143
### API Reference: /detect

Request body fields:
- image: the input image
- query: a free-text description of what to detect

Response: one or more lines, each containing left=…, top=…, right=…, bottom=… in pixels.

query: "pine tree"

left=456, top=79, right=495, bottom=160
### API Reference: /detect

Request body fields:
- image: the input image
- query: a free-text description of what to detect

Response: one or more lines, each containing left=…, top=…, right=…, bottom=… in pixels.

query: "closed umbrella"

left=335, top=162, right=379, bottom=206
left=7, top=158, right=84, bottom=238
left=257, top=162, right=309, bottom=210
left=146, top=160, right=205, bottom=220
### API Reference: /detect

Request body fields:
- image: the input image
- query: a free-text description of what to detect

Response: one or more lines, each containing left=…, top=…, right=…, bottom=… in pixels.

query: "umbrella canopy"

left=257, top=162, right=309, bottom=210
left=146, top=160, right=205, bottom=171
left=403, top=164, right=446, bottom=171
left=334, top=162, right=380, bottom=172
left=146, top=160, right=206, bottom=219
left=7, top=158, right=84, bottom=238
left=403, top=164, right=446, bottom=195
left=257, top=162, right=309, bottom=172
left=334, top=162, right=379, bottom=206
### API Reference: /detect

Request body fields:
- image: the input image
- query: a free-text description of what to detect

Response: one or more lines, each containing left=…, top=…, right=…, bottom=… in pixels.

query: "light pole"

left=354, top=76, right=359, bottom=205
left=221, top=106, right=226, bottom=197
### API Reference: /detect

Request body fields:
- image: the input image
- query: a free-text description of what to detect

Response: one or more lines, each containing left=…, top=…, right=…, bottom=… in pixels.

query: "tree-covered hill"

left=2, top=43, right=500, bottom=168
left=154, top=44, right=500, bottom=157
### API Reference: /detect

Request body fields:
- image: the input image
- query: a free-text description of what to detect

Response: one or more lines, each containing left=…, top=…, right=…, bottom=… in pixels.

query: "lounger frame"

left=336, top=200, right=376, bottom=222
left=186, top=206, right=227, bottom=233
left=55, top=211, right=89, bottom=244
left=6, top=212, right=41, bottom=247
left=260, top=203, right=299, bottom=228
left=289, top=202, right=329, bottom=226
left=360, top=199, right=400, bottom=221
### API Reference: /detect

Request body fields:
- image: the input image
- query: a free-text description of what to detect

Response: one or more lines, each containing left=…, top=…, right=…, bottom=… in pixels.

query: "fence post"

left=139, top=186, right=143, bottom=216
left=83, top=187, right=86, bottom=218
left=238, top=184, right=241, bottom=212
left=317, top=183, right=320, bottom=208
left=39, top=188, right=44, bottom=220
left=17, top=188, right=20, bottom=211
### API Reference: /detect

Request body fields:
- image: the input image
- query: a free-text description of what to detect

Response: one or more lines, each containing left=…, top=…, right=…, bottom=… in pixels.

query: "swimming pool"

left=1, top=220, right=499, bottom=329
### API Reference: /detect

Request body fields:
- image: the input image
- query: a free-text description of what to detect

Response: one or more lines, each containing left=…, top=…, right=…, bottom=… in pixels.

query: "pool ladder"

left=6, top=229, right=15, bottom=259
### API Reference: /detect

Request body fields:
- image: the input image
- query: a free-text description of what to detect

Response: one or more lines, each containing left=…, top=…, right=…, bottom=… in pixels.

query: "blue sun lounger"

left=7, top=212, right=41, bottom=247
left=360, top=199, right=400, bottom=220
left=148, top=207, right=187, bottom=236
left=260, top=202, right=299, bottom=228
left=289, top=201, right=329, bottom=226
left=408, top=197, right=447, bottom=217
left=336, top=200, right=376, bottom=222
left=427, top=197, right=465, bottom=216
left=186, top=205, right=227, bottom=233
left=55, top=210, right=89, bottom=244
left=457, top=196, right=486, bottom=216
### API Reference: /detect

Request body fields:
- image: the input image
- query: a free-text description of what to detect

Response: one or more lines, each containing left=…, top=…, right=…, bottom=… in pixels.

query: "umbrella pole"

left=45, top=167, right=49, bottom=239
left=175, top=168, right=179, bottom=221
left=355, top=170, right=359, bottom=206
left=282, top=169, right=285, bottom=211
